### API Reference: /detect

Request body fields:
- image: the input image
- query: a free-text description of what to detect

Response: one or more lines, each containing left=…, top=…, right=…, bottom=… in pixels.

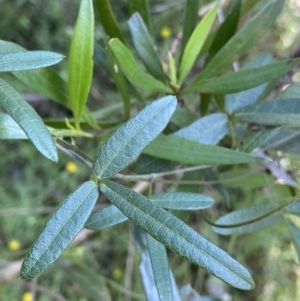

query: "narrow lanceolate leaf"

left=128, top=13, right=165, bottom=83
left=101, top=180, right=255, bottom=290
left=225, top=52, right=273, bottom=114
left=93, top=96, right=177, bottom=179
left=236, top=99, right=300, bottom=127
left=109, top=39, right=171, bottom=93
left=128, top=0, right=152, bottom=33
left=85, top=205, right=127, bottom=229
left=286, top=219, right=300, bottom=262
left=147, top=234, right=173, bottom=301
left=68, top=0, right=94, bottom=128
left=0, top=51, right=64, bottom=72
left=0, top=40, right=69, bottom=106
left=196, top=0, right=284, bottom=81
left=20, top=181, right=99, bottom=279
left=151, top=192, right=214, bottom=210
left=184, top=58, right=300, bottom=94
left=0, top=79, right=58, bottom=162
left=95, top=0, right=126, bottom=44
left=180, top=0, right=199, bottom=56
left=212, top=204, right=282, bottom=235
left=178, top=2, right=218, bottom=84
left=175, top=113, right=229, bottom=145
left=106, top=48, right=130, bottom=120
left=143, top=135, right=254, bottom=165
left=208, top=0, right=241, bottom=59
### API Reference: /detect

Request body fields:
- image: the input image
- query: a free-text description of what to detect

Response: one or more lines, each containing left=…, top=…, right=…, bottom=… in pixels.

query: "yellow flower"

left=65, top=161, right=78, bottom=173
left=8, top=239, right=20, bottom=251
left=112, top=268, right=122, bottom=280
left=22, top=292, right=33, bottom=301
left=160, top=26, right=172, bottom=38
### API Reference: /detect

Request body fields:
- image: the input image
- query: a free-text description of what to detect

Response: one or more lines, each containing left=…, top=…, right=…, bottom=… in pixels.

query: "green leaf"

left=130, top=226, right=163, bottom=301
left=151, top=192, right=214, bottom=210
left=147, top=234, right=173, bottom=301
left=185, top=58, right=300, bottom=94
left=204, top=169, right=231, bottom=208
left=178, top=2, right=219, bottom=84
left=278, top=82, right=300, bottom=99
left=196, top=0, right=284, bottom=81
left=134, top=154, right=178, bottom=174
left=175, top=113, right=229, bottom=145
left=100, top=180, right=255, bottom=290
left=109, top=39, right=171, bottom=93
left=0, top=112, right=27, bottom=139
left=95, top=0, right=126, bottom=44
left=85, top=205, right=127, bottom=229
left=68, top=0, right=94, bottom=128
left=128, top=13, right=165, bottom=83
left=106, top=47, right=130, bottom=119
left=286, top=218, right=300, bottom=262
left=180, top=0, right=199, bottom=56
left=212, top=204, right=283, bottom=235
left=168, top=52, right=177, bottom=85
left=225, top=52, right=273, bottom=114
left=236, top=99, right=300, bottom=126
left=20, top=181, right=99, bottom=279
left=0, top=51, right=64, bottom=72
left=143, top=135, right=255, bottom=165
left=93, top=95, right=177, bottom=179
left=0, top=40, right=69, bottom=106
left=286, top=202, right=300, bottom=217
left=208, top=0, right=241, bottom=59
left=128, top=0, right=152, bottom=33
left=0, top=79, right=58, bottom=162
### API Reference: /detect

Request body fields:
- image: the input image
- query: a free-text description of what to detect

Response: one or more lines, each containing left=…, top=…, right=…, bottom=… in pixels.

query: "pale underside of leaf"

left=20, top=181, right=99, bottom=279
left=100, top=180, right=255, bottom=290
left=151, top=192, right=214, bottom=210
left=0, top=78, right=58, bottom=162
left=0, top=51, right=64, bottom=72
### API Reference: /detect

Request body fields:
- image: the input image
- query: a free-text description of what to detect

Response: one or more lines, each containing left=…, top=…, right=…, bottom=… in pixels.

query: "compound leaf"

left=143, top=135, right=254, bottom=165
left=93, top=95, right=177, bottom=179
left=20, top=181, right=99, bottom=279
left=151, top=192, right=214, bottom=210
left=68, top=0, right=94, bottom=128
left=212, top=204, right=283, bottom=235
left=100, top=179, right=255, bottom=290
left=0, top=79, right=58, bottom=162
left=109, top=38, right=171, bottom=93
